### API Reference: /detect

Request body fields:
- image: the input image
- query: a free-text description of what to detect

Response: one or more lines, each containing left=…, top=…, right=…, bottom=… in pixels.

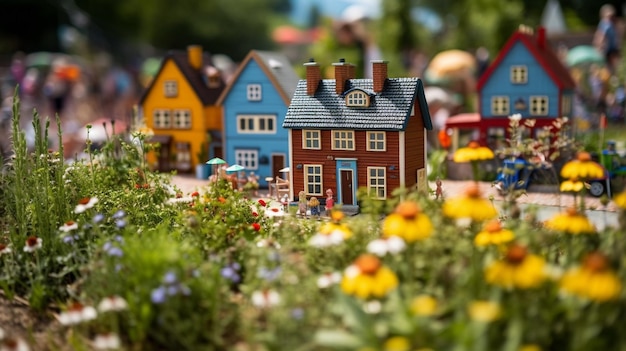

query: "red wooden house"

left=282, top=59, right=433, bottom=208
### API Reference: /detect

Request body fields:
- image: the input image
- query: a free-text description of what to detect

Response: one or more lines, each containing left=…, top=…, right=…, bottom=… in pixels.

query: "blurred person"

left=594, top=4, right=620, bottom=74
left=334, top=6, right=381, bottom=78
left=43, top=58, right=72, bottom=118
left=475, top=47, right=490, bottom=79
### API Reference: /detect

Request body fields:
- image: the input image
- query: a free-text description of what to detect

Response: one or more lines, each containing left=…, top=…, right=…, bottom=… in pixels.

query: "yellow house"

left=139, top=45, right=225, bottom=173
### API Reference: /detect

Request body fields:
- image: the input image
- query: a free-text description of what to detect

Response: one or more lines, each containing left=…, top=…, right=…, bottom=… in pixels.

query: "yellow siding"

left=142, top=59, right=222, bottom=169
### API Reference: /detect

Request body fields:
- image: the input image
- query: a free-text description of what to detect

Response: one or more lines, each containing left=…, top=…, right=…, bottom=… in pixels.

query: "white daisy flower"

left=23, top=237, right=42, bottom=253
left=309, top=230, right=344, bottom=247
left=58, top=303, right=97, bottom=325
left=59, top=221, right=79, bottom=232
left=366, top=236, right=406, bottom=256
left=251, top=289, right=280, bottom=308
left=0, top=243, right=11, bottom=256
left=316, top=272, right=342, bottom=289
left=0, top=336, right=30, bottom=351
left=93, top=333, right=121, bottom=350
left=97, top=295, right=128, bottom=312
left=74, top=197, right=98, bottom=214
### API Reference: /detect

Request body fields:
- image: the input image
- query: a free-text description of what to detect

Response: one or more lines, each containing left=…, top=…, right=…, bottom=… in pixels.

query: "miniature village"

left=1, top=1, right=626, bottom=351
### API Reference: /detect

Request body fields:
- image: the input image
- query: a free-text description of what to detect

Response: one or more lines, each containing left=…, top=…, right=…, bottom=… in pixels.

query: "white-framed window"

left=561, top=95, right=571, bottom=116
left=346, top=91, right=369, bottom=107
left=247, top=84, right=262, bottom=101
left=302, top=130, right=321, bottom=149
left=164, top=80, right=178, bottom=97
left=236, top=115, right=276, bottom=134
left=304, top=164, right=323, bottom=196
left=491, top=96, right=510, bottom=115
left=366, top=131, right=386, bottom=151
left=153, top=109, right=171, bottom=129
left=368, top=167, right=386, bottom=199
left=175, top=142, right=191, bottom=170
left=235, top=149, right=258, bottom=170
left=331, top=130, right=355, bottom=150
left=511, top=66, right=528, bottom=84
left=173, top=109, right=192, bottom=129
left=530, top=96, right=549, bottom=116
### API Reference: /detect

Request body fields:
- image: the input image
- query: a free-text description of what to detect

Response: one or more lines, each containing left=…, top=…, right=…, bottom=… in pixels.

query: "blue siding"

left=222, top=60, right=289, bottom=186
left=481, top=42, right=559, bottom=118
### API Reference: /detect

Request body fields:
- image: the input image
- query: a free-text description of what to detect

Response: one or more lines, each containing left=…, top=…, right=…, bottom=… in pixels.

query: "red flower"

left=252, top=223, right=261, bottom=231
left=218, top=197, right=226, bottom=203
left=134, top=184, right=141, bottom=189
left=258, top=199, right=266, bottom=207
left=191, top=191, right=200, bottom=197
left=252, top=211, right=259, bottom=217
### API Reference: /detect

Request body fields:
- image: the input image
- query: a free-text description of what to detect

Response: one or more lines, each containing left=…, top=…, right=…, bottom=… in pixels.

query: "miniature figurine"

left=435, top=178, right=443, bottom=200
left=297, top=190, right=308, bottom=218
left=309, top=196, right=321, bottom=220
left=281, top=194, right=289, bottom=212
left=244, top=171, right=260, bottom=196
left=325, top=188, right=334, bottom=216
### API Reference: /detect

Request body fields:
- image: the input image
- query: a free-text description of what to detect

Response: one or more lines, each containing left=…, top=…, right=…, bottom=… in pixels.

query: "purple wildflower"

left=151, top=286, right=167, bottom=304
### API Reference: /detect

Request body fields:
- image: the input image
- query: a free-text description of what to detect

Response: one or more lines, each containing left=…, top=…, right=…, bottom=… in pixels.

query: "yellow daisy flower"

left=442, top=183, right=498, bottom=221
left=614, top=189, right=626, bottom=209
left=453, top=141, right=495, bottom=163
left=410, top=295, right=438, bottom=316
left=544, top=207, right=596, bottom=235
left=560, top=252, right=622, bottom=302
left=560, top=151, right=605, bottom=180
left=468, top=300, right=501, bottom=322
left=382, top=201, right=433, bottom=242
left=519, top=345, right=542, bottom=351
left=485, top=244, right=547, bottom=289
left=383, top=336, right=411, bottom=351
left=559, top=179, right=584, bottom=192
left=341, top=254, right=399, bottom=299
left=474, top=220, right=515, bottom=247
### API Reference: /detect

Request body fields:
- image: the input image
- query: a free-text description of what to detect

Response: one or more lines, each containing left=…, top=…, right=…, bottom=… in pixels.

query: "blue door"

left=336, top=159, right=357, bottom=205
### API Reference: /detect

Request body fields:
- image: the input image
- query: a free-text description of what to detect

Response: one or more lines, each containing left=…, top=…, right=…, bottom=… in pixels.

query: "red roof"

left=444, top=113, right=482, bottom=129
left=477, top=27, right=576, bottom=91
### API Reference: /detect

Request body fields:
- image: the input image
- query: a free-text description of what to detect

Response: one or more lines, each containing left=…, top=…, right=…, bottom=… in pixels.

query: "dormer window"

left=164, top=80, right=178, bottom=97
left=511, top=65, right=527, bottom=84
left=346, top=90, right=370, bottom=107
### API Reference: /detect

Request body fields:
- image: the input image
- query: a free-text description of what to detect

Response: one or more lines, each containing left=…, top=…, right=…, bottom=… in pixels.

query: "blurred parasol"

left=566, top=45, right=604, bottom=67
left=425, top=50, right=476, bottom=82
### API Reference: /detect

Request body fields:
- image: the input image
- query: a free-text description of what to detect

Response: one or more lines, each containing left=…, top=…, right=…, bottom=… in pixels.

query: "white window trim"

left=561, top=95, right=571, bottom=116
left=172, top=109, right=192, bottom=129
left=164, top=80, right=178, bottom=97
left=247, top=84, right=262, bottom=101
left=331, top=130, right=355, bottom=150
left=304, top=164, right=323, bottom=196
left=153, top=109, right=171, bottom=129
left=234, top=149, right=259, bottom=170
left=529, top=96, right=549, bottom=116
left=491, top=96, right=510, bottom=115
left=345, top=91, right=370, bottom=107
left=302, top=129, right=321, bottom=150
left=366, top=131, right=386, bottom=151
left=510, top=65, right=528, bottom=84
left=236, top=115, right=276, bottom=134
left=367, top=166, right=386, bottom=199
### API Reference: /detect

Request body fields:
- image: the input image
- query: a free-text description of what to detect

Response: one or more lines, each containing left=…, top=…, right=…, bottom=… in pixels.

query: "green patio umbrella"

left=566, top=45, right=605, bottom=67
left=206, top=157, right=226, bottom=178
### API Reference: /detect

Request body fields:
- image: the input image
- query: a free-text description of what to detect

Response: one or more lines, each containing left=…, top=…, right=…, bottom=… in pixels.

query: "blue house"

left=447, top=26, right=576, bottom=149
left=216, top=50, right=300, bottom=187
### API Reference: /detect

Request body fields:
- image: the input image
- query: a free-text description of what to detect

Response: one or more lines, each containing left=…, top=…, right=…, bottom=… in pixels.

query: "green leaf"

left=313, top=330, right=363, bottom=349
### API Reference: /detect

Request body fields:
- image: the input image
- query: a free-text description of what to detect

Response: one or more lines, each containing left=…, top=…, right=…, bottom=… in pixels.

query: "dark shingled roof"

left=138, top=50, right=225, bottom=106
left=283, top=77, right=432, bottom=131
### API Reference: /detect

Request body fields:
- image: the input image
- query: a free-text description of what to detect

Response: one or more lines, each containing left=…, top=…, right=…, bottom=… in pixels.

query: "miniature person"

left=594, top=4, right=620, bottom=74
left=325, top=189, right=334, bottom=216
left=309, top=196, right=321, bottom=220
left=435, top=178, right=443, bottom=200
left=298, top=190, right=308, bottom=218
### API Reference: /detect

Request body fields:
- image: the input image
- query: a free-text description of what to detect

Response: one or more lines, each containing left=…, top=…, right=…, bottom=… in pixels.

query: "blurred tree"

left=377, top=0, right=421, bottom=76
left=0, top=0, right=66, bottom=53
left=76, top=0, right=279, bottom=61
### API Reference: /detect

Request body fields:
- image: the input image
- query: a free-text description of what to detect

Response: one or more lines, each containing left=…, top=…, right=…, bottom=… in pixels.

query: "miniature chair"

left=275, top=176, right=290, bottom=201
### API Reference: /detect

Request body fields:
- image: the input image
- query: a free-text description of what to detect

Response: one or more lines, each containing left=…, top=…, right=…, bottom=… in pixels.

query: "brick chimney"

left=536, top=26, right=546, bottom=49
left=187, top=45, right=203, bottom=70
left=333, top=58, right=350, bottom=94
left=372, top=60, right=388, bottom=93
left=304, top=59, right=321, bottom=96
